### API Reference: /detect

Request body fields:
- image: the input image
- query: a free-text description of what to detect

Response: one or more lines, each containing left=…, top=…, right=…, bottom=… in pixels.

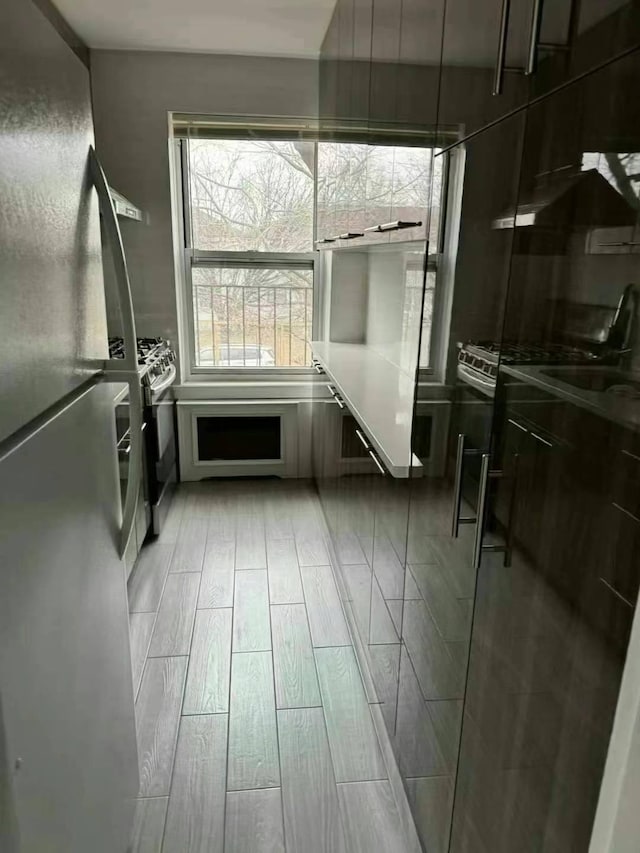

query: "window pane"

left=192, top=266, right=313, bottom=368
left=188, top=139, right=314, bottom=252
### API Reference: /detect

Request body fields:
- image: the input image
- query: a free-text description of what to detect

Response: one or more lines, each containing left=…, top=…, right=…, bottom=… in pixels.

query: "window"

left=183, top=137, right=316, bottom=370
left=178, top=124, right=449, bottom=376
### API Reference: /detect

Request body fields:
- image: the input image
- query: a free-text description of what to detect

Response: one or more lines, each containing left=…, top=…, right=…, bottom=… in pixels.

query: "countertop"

left=500, top=364, right=640, bottom=434
left=311, top=341, right=417, bottom=477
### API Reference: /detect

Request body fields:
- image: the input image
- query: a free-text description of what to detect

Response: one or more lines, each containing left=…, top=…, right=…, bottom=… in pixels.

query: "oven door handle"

left=148, top=364, right=177, bottom=399
left=119, top=376, right=143, bottom=559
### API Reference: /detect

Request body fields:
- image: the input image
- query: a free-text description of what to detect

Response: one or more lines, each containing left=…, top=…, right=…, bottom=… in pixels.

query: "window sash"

left=186, top=251, right=318, bottom=374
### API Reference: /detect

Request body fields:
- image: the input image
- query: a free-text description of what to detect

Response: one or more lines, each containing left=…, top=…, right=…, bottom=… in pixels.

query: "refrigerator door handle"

left=89, top=145, right=141, bottom=558
left=89, top=146, right=138, bottom=373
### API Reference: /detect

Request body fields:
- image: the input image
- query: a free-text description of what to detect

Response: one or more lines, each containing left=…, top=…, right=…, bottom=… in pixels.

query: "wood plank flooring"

left=127, top=480, right=414, bottom=852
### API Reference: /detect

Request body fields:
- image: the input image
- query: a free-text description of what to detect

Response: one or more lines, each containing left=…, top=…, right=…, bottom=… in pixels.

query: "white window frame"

left=172, top=131, right=457, bottom=386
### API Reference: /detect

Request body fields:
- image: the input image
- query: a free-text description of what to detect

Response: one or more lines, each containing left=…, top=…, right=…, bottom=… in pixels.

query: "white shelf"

left=312, top=341, right=417, bottom=478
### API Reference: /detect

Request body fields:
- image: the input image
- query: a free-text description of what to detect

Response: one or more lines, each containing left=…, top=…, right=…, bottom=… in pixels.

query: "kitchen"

left=2, top=0, right=640, bottom=851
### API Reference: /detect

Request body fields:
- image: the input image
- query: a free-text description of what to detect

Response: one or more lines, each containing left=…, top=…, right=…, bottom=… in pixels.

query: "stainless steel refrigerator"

left=0, top=0, right=139, bottom=850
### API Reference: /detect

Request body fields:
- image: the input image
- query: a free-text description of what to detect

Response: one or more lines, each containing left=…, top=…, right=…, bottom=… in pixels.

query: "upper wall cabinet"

left=321, top=0, right=640, bottom=159
left=531, top=0, right=640, bottom=100
left=436, top=0, right=532, bottom=143
left=352, top=0, right=374, bottom=122
left=336, top=0, right=355, bottom=120
left=437, top=0, right=640, bottom=145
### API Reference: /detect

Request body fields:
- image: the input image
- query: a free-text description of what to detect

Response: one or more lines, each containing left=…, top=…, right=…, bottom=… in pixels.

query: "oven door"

left=116, top=388, right=150, bottom=557
left=146, top=374, right=178, bottom=535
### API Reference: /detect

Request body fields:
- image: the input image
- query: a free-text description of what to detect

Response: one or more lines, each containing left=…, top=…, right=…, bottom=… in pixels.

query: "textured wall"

left=90, top=50, right=319, bottom=346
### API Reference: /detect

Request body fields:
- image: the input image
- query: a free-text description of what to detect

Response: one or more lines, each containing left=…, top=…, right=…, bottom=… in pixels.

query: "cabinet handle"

left=526, top=0, right=544, bottom=75
left=364, top=220, right=422, bottom=234
left=355, top=428, right=370, bottom=450
left=327, top=385, right=345, bottom=409
left=493, top=0, right=512, bottom=95
left=472, top=455, right=510, bottom=570
left=598, top=242, right=640, bottom=248
left=530, top=431, right=552, bottom=447
left=369, top=450, right=386, bottom=476
left=338, top=232, right=364, bottom=240
left=508, top=417, right=528, bottom=433
left=473, top=455, right=492, bottom=568
left=318, top=238, right=336, bottom=244
left=451, top=433, right=478, bottom=537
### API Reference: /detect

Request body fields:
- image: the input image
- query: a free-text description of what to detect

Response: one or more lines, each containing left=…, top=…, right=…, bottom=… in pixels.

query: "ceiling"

left=52, top=0, right=337, bottom=58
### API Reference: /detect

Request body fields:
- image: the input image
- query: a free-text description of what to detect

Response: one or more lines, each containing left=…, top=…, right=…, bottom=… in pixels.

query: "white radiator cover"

left=177, top=400, right=305, bottom=480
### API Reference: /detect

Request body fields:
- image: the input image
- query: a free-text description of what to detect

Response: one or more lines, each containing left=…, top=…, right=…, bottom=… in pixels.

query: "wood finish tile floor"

left=127, top=479, right=414, bottom=853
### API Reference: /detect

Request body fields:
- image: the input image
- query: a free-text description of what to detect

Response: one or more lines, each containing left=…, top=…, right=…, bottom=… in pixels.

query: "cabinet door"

left=436, top=0, right=531, bottom=145
left=531, top=0, right=640, bottom=100
left=364, top=0, right=402, bottom=244
left=399, top=108, right=528, bottom=853
left=317, top=7, right=340, bottom=245
left=336, top=0, right=355, bottom=123
left=388, top=0, right=446, bottom=244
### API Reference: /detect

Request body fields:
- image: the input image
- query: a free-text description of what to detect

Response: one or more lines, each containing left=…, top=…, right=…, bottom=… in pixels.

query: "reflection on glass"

left=582, top=150, right=640, bottom=209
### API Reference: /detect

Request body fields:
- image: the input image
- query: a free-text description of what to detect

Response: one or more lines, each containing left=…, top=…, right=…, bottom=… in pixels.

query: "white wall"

left=90, top=49, right=319, bottom=345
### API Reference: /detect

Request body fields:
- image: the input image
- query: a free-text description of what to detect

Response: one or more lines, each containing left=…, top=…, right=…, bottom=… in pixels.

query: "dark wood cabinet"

left=436, top=0, right=531, bottom=144
left=336, top=0, right=355, bottom=120
left=532, top=0, right=640, bottom=101
left=316, top=4, right=640, bottom=848
left=352, top=0, right=373, bottom=122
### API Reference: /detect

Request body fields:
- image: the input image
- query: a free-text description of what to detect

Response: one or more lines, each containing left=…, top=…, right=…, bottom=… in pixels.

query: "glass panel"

left=192, top=266, right=313, bottom=368
left=188, top=139, right=314, bottom=252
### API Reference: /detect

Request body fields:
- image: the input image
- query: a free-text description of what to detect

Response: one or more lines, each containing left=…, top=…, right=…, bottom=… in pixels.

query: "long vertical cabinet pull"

left=473, top=455, right=493, bottom=568
left=472, top=454, right=521, bottom=570
left=89, top=145, right=142, bottom=559
left=526, top=0, right=544, bottom=74
left=451, top=433, right=479, bottom=537
left=493, top=0, right=512, bottom=95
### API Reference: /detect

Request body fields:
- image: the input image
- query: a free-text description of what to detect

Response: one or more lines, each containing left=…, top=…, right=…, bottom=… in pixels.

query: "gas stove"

left=457, top=341, right=608, bottom=397
left=108, top=336, right=177, bottom=391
